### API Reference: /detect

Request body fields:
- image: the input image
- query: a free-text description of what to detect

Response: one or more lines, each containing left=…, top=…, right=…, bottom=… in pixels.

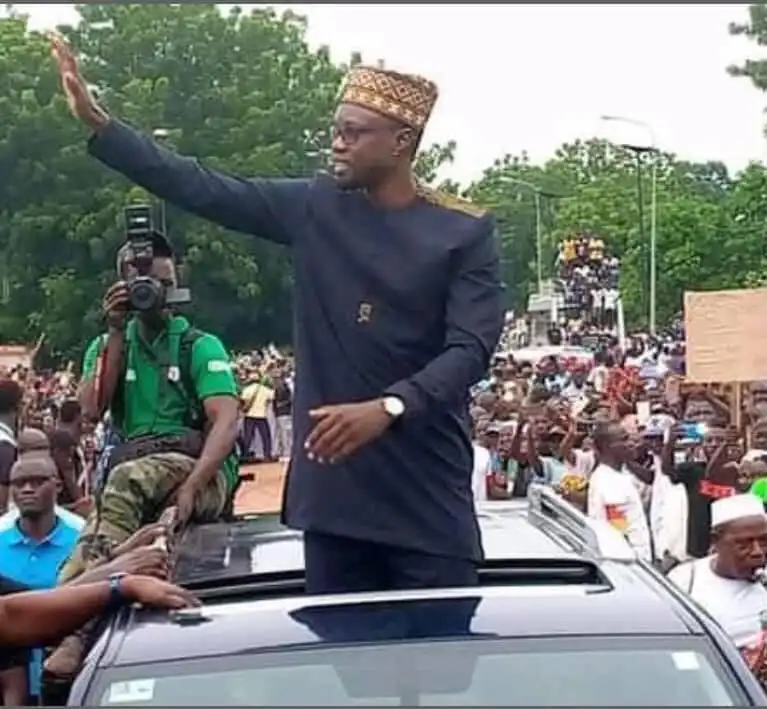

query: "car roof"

left=171, top=495, right=633, bottom=586
left=172, top=501, right=581, bottom=585
left=100, top=488, right=703, bottom=669
left=112, top=571, right=696, bottom=667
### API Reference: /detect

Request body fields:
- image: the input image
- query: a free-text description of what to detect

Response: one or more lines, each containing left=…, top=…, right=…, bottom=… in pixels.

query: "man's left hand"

left=306, top=400, right=393, bottom=463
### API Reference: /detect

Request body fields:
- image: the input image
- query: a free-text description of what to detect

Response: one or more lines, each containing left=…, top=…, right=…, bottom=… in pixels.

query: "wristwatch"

left=107, top=572, right=128, bottom=610
left=382, top=396, right=405, bottom=419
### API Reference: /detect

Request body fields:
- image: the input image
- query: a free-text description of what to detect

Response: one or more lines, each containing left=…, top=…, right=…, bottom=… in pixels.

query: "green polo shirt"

left=82, top=316, right=239, bottom=489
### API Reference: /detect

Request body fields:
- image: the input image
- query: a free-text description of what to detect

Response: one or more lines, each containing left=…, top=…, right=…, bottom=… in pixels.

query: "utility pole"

left=601, top=115, right=659, bottom=334
left=503, top=177, right=543, bottom=293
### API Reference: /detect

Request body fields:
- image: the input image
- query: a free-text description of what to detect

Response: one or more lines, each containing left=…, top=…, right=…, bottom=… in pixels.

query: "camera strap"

left=113, top=324, right=205, bottom=432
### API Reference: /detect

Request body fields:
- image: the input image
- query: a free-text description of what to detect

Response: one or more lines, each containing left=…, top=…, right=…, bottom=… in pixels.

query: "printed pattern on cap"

left=340, top=66, right=438, bottom=128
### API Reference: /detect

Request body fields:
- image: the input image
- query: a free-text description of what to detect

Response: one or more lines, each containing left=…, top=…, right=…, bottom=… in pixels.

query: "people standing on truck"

left=51, top=35, right=503, bottom=595
left=603, top=286, right=618, bottom=330
left=0, top=430, right=81, bottom=704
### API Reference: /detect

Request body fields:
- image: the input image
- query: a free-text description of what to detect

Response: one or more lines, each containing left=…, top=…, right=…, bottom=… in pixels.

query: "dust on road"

left=234, top=462, right=286, bottom=515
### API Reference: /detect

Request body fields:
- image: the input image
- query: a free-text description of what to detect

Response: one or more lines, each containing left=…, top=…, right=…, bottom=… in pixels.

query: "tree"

left=467, top=138, right=767, bottom=328
left=728, top=2, right=767, bottom=98
left=0, top=4, right=461, bottom=360
left=466, top=154, right=545, bottom=311
left=726, top=3, right=767, bottom=287
left=1, top=4, right=340, bottom=357
left=6, top=3, right=764, bottom=359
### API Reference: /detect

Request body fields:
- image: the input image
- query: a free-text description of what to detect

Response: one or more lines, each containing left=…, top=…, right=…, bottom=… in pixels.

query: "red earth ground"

left=233, top=462, right=286, bottom=514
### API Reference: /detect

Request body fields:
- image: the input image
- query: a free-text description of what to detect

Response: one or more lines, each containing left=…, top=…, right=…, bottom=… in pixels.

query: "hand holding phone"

left=677, top=421, right=706, bottom=445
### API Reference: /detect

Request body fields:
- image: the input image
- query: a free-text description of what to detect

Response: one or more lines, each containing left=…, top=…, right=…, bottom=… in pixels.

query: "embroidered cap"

left=711, top=493, right=766, bottom=528
left=339, top=65, right=438, bottom=129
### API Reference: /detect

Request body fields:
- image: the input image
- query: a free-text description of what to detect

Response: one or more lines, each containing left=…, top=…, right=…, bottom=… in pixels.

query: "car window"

left=93, top=636, right=742, bottom=707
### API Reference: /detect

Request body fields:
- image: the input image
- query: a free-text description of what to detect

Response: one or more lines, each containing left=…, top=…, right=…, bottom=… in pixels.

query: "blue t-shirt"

left=0, top=516, right=80, bottom=696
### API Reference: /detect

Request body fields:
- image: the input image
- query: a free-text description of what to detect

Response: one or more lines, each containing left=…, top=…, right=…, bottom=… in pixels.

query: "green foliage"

left=1, top=3, right=767, bottom=363
left=728, top=1, right=767, bottom=94
left=467, top=136, right=767, bottom=329
left=1, top=4, right=457, bottom=361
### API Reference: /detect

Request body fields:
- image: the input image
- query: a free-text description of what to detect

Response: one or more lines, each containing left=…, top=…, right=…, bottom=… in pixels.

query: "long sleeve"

left=663, top=483, right=690, bottom=561
left=88, top=120, right=310, bottom=245
left=385, top=216, right=504, bottom=417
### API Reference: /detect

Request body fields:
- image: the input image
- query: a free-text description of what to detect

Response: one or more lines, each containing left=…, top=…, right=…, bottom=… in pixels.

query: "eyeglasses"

left=332, top=123, right=387, bottom=145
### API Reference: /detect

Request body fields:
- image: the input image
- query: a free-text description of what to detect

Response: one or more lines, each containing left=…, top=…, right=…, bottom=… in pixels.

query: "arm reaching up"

left=50, top=33, right=309, bottom=245
left=50, top=32, right=109, bottom=132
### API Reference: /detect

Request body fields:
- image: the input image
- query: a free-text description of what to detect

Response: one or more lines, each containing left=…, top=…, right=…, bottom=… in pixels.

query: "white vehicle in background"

left=507, top=345, right=594, bottom=369
left=526, top=279, right=625, bottom=347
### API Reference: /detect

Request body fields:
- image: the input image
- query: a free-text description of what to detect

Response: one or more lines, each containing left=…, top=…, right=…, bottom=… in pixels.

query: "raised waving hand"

left=49, top=32, right=108, bottom=131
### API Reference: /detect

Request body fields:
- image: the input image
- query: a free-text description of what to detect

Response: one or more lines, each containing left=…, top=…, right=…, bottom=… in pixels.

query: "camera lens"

left=129, top=278, right=162, bottom=312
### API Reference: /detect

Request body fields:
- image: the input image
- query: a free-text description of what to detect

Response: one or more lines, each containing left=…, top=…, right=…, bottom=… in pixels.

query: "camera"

left=123, top=205, right=190, bottom=312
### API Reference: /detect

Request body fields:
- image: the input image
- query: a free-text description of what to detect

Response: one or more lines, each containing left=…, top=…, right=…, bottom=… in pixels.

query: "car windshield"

left=92, top=635, right=743, bottom=707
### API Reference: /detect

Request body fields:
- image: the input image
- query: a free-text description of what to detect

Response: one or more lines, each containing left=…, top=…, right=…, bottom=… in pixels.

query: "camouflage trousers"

left=58, top=452, right=227, bottom=583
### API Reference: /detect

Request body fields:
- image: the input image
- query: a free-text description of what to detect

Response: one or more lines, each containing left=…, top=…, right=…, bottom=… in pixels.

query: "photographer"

left=61, top=227, right=239, bottom=583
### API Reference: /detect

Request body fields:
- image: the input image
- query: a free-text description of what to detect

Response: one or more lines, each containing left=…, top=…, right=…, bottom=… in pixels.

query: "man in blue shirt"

left=0, top=431, right=80, bottom=703
left=52, top=37, right=504, bottom=594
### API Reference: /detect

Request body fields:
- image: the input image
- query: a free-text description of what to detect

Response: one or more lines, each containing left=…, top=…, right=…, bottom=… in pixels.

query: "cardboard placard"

left=685, top=289, right=767, bottom=383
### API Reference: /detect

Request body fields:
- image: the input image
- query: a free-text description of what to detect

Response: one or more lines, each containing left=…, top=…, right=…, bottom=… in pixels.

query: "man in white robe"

left=668, top=494, right=767, bottom=647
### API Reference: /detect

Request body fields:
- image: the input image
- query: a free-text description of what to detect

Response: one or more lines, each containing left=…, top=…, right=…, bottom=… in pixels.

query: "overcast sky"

left=19, top=3, right=767, bottom=182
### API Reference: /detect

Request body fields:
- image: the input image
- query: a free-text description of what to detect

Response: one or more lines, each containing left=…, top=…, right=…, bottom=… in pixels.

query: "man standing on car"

left=52, top=37, right=504, bottom=594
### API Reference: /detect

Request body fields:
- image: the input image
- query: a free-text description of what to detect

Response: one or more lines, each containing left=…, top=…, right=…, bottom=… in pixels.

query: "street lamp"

left=502, top=177, right=543, bottom=293
left=601, top=115, right=659, bottom=334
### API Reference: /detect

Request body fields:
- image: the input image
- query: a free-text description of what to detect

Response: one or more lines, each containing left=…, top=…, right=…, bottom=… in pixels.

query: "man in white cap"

left=668, top=493, right=767, bottom=646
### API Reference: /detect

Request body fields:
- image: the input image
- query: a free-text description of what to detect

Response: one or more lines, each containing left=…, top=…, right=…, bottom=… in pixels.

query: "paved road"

left=234, top=462, right=286, bottom=515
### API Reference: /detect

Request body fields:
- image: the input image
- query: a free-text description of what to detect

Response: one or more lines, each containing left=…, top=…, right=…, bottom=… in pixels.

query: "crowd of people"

left=556, top=232, right=621, bottom=336
left=6, top=319, right=767, bottom=695
left=234, top=350, right=294, bottom=464
left=0, top=350, right=294, bottom=510
left=0, top=351, right=296, bottom=703
left=471, top=317, right=767, bottom=686
left=1, top=28, right=765, bottom=706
